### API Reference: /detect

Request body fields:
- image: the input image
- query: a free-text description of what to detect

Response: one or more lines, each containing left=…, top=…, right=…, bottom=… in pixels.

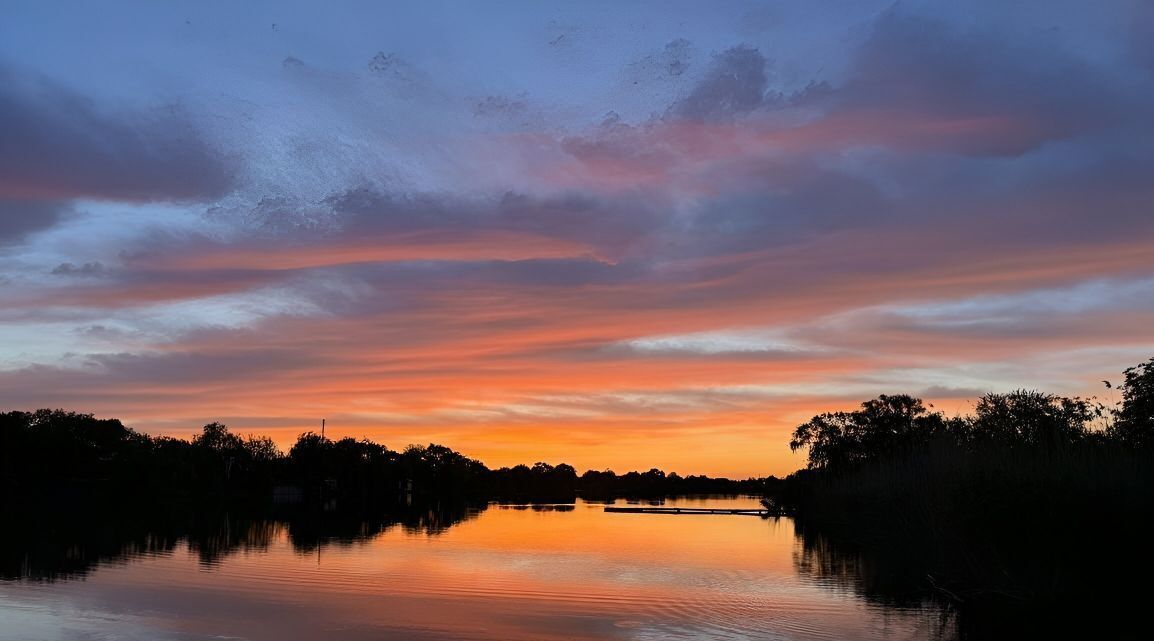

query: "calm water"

left=0, top=497, right=949, bottom=640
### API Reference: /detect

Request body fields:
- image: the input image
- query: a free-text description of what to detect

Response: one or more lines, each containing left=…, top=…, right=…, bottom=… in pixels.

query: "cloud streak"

left=0, top=64, right=234, bottom=204
left=0, top=1, right=1151, bottom=476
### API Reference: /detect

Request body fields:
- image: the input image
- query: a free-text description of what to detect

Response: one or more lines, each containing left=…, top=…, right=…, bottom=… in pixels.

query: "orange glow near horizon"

left=7, top=223, right=1151, bottom=478
left=29, top=230, right=1147, bottom=478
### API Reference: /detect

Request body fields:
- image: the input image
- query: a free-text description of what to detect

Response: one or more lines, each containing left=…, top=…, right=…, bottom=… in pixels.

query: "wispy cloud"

left=0, top=1, right=1151, bottom=476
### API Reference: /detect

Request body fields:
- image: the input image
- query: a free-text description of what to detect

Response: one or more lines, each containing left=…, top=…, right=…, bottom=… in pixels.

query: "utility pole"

left=321, top=418, right=326, bottom=439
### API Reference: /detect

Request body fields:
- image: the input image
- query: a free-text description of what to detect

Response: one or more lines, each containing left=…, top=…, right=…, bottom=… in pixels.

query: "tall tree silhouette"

left=789, top=394, right=950, bottom=470
left=972, top=390, right=1091, bottom=448
left=1110, top=357, right=1154, bottom=447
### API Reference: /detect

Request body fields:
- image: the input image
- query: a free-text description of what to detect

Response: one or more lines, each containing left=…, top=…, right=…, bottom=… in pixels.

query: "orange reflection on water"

left=0, top=498, right=946, bottom=641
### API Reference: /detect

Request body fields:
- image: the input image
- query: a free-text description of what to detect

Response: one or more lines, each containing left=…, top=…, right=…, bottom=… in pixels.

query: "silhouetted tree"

left=790, top=395, right=948, bottom=470
left=771, top=357, right=1154, bottom=637
left=0, top=409, right=150, bottom=489
left=189, top=422, right=285, bottom=491
left=192, top=422, right=244, bottom=452
left=971, top=390, right=1091, bottom=448
left=1110, top=357, right=1154, bottom=448
left=244, top=435, right=282, bottom=463
left=579, top=469, right=617, bottom=496
left=288, top=431, right=333, bottom=483
left=400, top=444, right=487, bottom=495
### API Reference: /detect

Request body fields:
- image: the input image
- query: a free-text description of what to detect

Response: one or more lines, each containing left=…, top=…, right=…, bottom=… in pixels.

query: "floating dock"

left=603, top=506, right=786, bottom=517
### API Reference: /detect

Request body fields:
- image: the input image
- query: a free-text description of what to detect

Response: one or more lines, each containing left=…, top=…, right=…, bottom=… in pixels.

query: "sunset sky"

left=2, top=0, right=1152, bottom=477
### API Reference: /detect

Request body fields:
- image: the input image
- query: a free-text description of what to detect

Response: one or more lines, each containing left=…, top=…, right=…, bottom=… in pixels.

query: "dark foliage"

left=778, top=356, right=1154, bottom=640
left=789, top=394, right=959, bottom=469
left=1109, top=356, right=1154, bottom=448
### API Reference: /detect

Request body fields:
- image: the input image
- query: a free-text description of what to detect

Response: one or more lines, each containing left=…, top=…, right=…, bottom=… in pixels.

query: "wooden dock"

left=603, top=506, right=785, bottom=517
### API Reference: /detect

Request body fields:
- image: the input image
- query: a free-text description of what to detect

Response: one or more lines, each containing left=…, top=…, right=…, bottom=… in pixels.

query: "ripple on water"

left=0, top=499, right=948, bottom=641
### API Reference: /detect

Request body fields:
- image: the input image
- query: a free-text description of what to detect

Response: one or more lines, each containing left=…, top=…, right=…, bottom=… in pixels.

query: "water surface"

left=0, top=497, right=948, bottom=640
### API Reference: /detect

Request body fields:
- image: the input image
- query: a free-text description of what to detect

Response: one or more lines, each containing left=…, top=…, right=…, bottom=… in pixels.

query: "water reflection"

left=0, top=497, right=951, bottom=641
left=1, top=507, right=180, bottom=582
left=793, top=523, right=957, bottom=639
left=794, top=522, right=937, bottom=608
left=0, top=500, right=485, bottom=580
left=495, top=503, right=576, bottom=512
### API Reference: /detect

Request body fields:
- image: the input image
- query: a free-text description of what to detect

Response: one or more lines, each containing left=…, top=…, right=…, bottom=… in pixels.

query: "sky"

left=1, top=0, right=1152, bottom=477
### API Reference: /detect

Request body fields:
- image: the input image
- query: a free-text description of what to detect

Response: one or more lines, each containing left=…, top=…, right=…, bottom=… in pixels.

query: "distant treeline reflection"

left=0, top=499, right=483, bottom=582
left=775, top=356, right=1154, bottom=640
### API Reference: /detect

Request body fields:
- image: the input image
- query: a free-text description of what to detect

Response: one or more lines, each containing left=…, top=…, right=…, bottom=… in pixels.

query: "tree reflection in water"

left=792, top=522, right=958, bottom=640
left=0, top=500, right=485, bottom=581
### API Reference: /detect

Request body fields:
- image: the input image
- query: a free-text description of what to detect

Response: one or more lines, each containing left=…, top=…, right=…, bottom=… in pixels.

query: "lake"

left=0, top=496, right=950, bottom=640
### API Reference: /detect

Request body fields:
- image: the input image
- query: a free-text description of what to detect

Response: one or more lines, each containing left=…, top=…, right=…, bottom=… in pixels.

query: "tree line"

left=0, top=412, right=766, bottom=504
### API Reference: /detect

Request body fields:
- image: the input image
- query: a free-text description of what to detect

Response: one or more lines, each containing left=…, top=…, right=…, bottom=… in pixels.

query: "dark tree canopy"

left=773, top=357, right=1154, bottom=638
left=972, top=390, right=1092, bottom=447
left=1110, top=357, right=1154, bottom=448
left=789, top=394, right=949, bottom=470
